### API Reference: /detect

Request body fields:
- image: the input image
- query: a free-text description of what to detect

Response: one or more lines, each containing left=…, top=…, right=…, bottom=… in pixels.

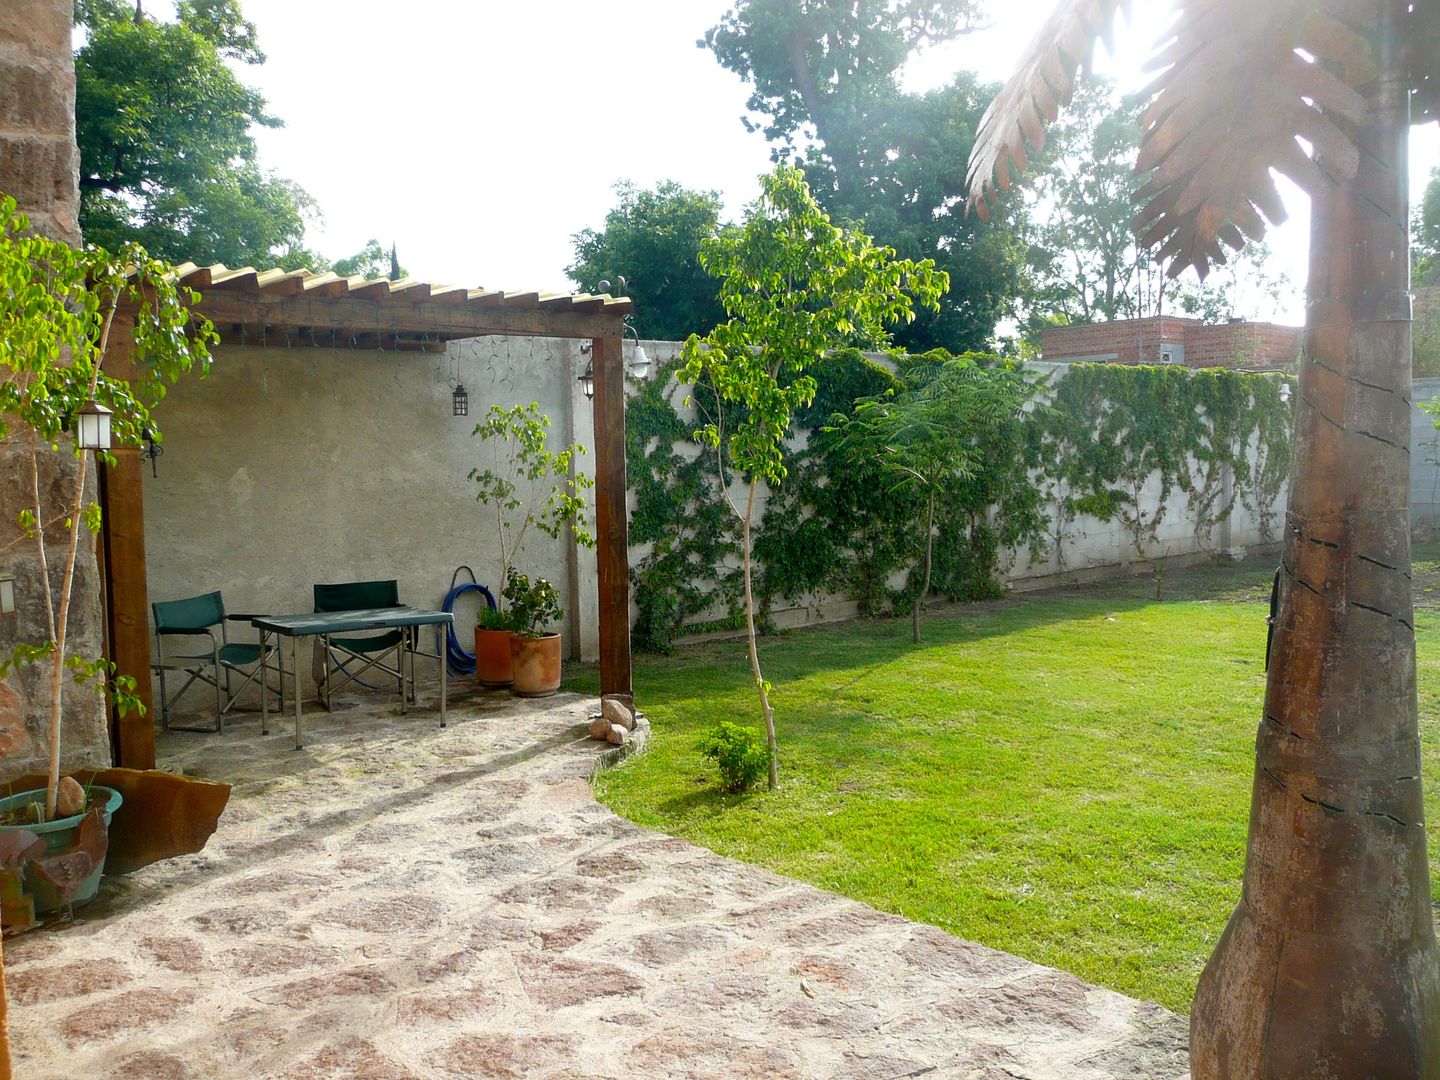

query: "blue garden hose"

left=438, top=570, right=497, bottom=676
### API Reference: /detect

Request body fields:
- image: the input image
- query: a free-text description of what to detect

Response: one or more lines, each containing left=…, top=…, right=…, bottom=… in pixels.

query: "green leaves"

left=469, top=402, right=596, bottom=603
left=501, top=570, right=564, bottom=638
left=680, top=166, right=948, bottom=487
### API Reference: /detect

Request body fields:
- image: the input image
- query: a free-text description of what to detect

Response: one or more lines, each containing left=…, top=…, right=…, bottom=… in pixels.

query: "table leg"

left=440, top=635, right=448, bottom=729
left=260, top=628, right=270, bottom=736
left=293, top=635, right=304, bottom=750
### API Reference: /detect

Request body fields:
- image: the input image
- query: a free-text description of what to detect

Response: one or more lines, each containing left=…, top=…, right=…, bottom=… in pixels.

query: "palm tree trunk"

left=1191, top=5, right=1440, bottom=1073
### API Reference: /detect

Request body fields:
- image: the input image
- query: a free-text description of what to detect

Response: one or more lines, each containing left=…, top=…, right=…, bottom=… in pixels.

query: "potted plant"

left=504, top=571, right=565, bottom=697
left=0, top=197, right=211, bottom=914
left=474, top=605, right=518, bottom=689
left=469, top=402, right=595, bottom=686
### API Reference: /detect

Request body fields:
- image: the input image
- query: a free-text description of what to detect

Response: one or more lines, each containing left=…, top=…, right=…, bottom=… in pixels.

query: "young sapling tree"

left=680, top=165, right=947, bottom=790
left=0, top=194, right=215, bottom=821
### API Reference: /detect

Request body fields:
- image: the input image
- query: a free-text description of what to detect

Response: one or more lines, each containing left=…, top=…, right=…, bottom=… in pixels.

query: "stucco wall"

left=143, top=340, right=1291, bottom=702
left=144, top=336, right=605, bottom=700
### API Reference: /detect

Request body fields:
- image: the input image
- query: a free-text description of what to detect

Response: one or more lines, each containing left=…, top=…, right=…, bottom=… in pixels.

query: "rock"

left=606, top=724, right=628, bottom=747
left=589, top=715, right=611, bottom=741
left=602, top=697, right=635, bottom=731
left=55, top=775, right=85, bottom=817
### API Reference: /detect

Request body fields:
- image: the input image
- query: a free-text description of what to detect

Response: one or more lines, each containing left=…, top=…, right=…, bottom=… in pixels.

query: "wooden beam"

left=591, top=334, right=632, bottom=698
left=98, top=315, right=155, bottom=769
left=192, top=292, right=627, bottom=343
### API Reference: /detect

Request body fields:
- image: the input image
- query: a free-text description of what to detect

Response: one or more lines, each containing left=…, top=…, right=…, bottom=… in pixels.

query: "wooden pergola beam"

left=193, top=293, right=627, bottom=343
left=590, top=333, right=632, bottom=698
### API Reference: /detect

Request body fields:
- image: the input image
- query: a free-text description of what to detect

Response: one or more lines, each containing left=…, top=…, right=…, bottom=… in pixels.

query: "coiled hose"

left=438, top=566, right=496, bottom=676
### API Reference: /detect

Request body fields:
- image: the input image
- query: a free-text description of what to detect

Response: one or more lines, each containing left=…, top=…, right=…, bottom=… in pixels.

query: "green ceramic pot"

left=0, top=785, right=122, bottom=912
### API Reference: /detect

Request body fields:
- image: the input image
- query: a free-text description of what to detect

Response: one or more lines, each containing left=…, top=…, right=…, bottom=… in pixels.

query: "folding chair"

left=312, top=579, right=409, bottom=709
left=152, top=591, right=281, bottom=733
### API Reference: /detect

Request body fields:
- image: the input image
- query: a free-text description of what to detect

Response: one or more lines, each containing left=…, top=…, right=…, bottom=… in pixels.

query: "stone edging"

left=587, top=712, right=651, bottom=782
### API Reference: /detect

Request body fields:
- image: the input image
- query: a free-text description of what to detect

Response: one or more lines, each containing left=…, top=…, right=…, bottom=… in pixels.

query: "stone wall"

left=0, top=1, right=113, bottom=781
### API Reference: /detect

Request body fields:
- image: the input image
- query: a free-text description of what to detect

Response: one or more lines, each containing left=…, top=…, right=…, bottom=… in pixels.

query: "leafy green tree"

left=74, top=0, right=312, bottom=265
left=1022, top=82, right=1289, bottom=335
left=680, top=165, right=947, bottom=790
left=568, top=181, right=730, bottom=341
left=0, top=194, right=214, bottom=820
left=832, top=352, right=1035, bottom=642
left=1417, top=168, right=1440, bottom=287
left=704, top=1, right=1020, bottom=353
left=331, top=240, right=407, bottom=281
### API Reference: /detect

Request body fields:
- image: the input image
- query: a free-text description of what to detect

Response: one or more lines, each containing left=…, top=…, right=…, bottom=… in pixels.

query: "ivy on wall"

left=626, top=355, right=1293, bottom=653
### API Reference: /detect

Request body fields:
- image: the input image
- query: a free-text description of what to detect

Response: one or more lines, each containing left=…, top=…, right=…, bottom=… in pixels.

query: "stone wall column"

left=1, top=3, right=111, bottom=781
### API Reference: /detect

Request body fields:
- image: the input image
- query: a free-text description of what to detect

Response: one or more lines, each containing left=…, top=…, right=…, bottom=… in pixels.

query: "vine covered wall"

left=627, top=352, right=1292, bottom=653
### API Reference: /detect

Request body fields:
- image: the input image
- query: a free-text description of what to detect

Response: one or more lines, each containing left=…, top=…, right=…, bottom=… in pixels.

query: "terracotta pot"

left=510, top=633, right=562, bottom=697
left=474, top=627, right=514, bottom=688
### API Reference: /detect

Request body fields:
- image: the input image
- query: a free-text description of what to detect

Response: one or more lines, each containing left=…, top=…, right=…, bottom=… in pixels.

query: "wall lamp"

left=75, top=400, right=114, bottom=451
left=0, top=573, right=14, bottom=616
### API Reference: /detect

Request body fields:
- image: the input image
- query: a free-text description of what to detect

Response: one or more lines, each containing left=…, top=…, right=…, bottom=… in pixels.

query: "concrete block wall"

left=1042, top=317, right=1300, bottom=371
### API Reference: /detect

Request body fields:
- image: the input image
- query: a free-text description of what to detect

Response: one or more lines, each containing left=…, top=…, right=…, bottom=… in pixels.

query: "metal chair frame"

left=152, top=592, right=282, bottom=733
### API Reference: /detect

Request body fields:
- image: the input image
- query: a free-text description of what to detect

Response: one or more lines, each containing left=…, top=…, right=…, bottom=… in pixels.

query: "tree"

left=1022, top=81, right=1290, bottom=335
left=568, top=182, right=729, bottom=342
left=968, top=0, right=1440, bottom=1073
left=0, top=195, right=214, bottom=821
left=331, top=240, right=407, bottom=281
left=680, top=165, right=947, bottom=790
left=1417, top=168, right=1440, bottom=286
left=704, top=1, right=1023, bottom=353
left=74, top=0, right=313, bottom=266
left=832, top=352, right=1034, bottom=642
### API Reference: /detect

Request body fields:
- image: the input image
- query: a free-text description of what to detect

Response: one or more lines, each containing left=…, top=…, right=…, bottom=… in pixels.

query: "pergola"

left=101, top=265, right=635, bottom=769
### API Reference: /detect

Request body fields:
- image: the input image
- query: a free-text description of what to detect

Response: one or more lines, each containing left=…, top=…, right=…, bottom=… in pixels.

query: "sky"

left=226, top=0, right=1440, bottom=326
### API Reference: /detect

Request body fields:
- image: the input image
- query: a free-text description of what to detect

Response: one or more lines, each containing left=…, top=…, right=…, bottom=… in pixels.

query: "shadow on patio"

left=7, top=689, right=1189, bottom=1080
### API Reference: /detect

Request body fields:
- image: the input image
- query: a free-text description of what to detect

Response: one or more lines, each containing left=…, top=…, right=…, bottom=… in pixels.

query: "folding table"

left=252, top=607, right=454, bottom=749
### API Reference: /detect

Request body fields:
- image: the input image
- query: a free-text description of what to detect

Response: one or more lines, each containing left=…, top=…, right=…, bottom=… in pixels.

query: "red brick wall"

left=1041, top=317, right=1299, bottom=371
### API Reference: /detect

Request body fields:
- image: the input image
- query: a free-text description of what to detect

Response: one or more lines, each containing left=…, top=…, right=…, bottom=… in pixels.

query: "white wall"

left=143, top=341, right=1290, bottom=693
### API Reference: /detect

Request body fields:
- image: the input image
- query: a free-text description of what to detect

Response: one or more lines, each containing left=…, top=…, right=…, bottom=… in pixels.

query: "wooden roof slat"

left=500, top=290, right=541, bottom=307
left=255, top=268, right=309, bottom=296
left=210, top=266, right=260, bottom=291
left=349, top=279, right=392, bottom=300
left=429, top=285, right=471, bottom=303
left=389, top=279, right=432, bottom=302
left=538, top=293, right=578, bottom=310
left=301, top=272, right=351, bottom=298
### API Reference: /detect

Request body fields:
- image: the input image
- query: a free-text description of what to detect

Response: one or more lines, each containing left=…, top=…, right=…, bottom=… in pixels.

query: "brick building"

left=1039, top=315, right=1301, bottom=371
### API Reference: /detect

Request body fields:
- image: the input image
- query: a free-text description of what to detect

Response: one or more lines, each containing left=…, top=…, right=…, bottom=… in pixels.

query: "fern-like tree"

left=967, top=1, right=1440, bottom=1073
left=833, top=353, right=1034, bottom=642
left=681, top=165, right=947, bottom=791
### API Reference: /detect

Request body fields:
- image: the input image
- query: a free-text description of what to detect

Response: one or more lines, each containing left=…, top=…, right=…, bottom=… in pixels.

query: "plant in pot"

left=503, top=571, right=565, bottom=697
left=469, top=402, right=594, bottom=687
left=0, top=195, right=214, bottom=914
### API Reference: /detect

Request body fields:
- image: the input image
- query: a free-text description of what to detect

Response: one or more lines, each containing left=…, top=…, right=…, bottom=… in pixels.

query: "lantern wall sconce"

left=452, top=382, right=469, bottom=416
left=0, top=573, right=14, bottom=616
left=140, top=427, right=164, bottom=478
left=75, top=400, right=113, bottom=451
left=1279, top=379, right=1292, bottom=405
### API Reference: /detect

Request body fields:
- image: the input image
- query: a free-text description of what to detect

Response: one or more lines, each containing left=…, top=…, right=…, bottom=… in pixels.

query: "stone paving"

left=6, top=688, right=1190, bottom=1079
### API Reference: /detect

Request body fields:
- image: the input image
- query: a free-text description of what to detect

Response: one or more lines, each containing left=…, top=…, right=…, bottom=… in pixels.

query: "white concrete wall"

left=143, top=341, right=1291, bottom=694
left=144, top=336, right=609, bottom=696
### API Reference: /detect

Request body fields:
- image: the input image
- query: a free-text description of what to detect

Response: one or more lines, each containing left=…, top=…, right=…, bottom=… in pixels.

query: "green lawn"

left=567, top=556, right=1440, bottom=1013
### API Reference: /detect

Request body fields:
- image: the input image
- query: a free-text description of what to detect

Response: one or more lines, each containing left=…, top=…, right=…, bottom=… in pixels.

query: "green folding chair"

left=152, top=591, right=281, bottom=733
left=312, top=579, right=409, bottom=709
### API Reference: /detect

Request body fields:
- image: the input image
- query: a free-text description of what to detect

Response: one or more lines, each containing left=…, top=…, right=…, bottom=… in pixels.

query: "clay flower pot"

left=510, top=633, right=562, bottom=697
left=474, top=628, right=514, bottom=688
left=0, top=785, right=122, bottom=912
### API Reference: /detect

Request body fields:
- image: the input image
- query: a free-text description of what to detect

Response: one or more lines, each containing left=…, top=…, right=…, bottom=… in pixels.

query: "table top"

left=251, top=606, right=454, bottom=636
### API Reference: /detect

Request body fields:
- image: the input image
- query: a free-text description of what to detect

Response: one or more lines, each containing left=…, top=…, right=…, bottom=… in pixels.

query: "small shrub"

left=698, top=721, right=769, bottom=793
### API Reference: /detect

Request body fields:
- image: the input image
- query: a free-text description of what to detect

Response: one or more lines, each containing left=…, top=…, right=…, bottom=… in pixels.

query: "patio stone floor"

left=7, top=688, right=1190, bottom=1079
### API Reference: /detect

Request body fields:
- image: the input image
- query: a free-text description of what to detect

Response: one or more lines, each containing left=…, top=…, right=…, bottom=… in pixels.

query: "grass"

left=566, top=553, right=1440, bottom=1014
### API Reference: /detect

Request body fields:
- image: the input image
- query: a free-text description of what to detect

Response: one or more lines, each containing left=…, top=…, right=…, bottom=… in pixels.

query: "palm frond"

left=1133, top=0, right=1375, bottom=279
left=1409, top=0, right=1440, bottom=124
left=965, top=0, right=1131, bottom=217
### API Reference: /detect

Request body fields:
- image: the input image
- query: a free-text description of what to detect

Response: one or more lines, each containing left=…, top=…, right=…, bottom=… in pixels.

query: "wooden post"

left=590, top=334, right=632, bottom=697
left=98, top=316, right=155, bottom=768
